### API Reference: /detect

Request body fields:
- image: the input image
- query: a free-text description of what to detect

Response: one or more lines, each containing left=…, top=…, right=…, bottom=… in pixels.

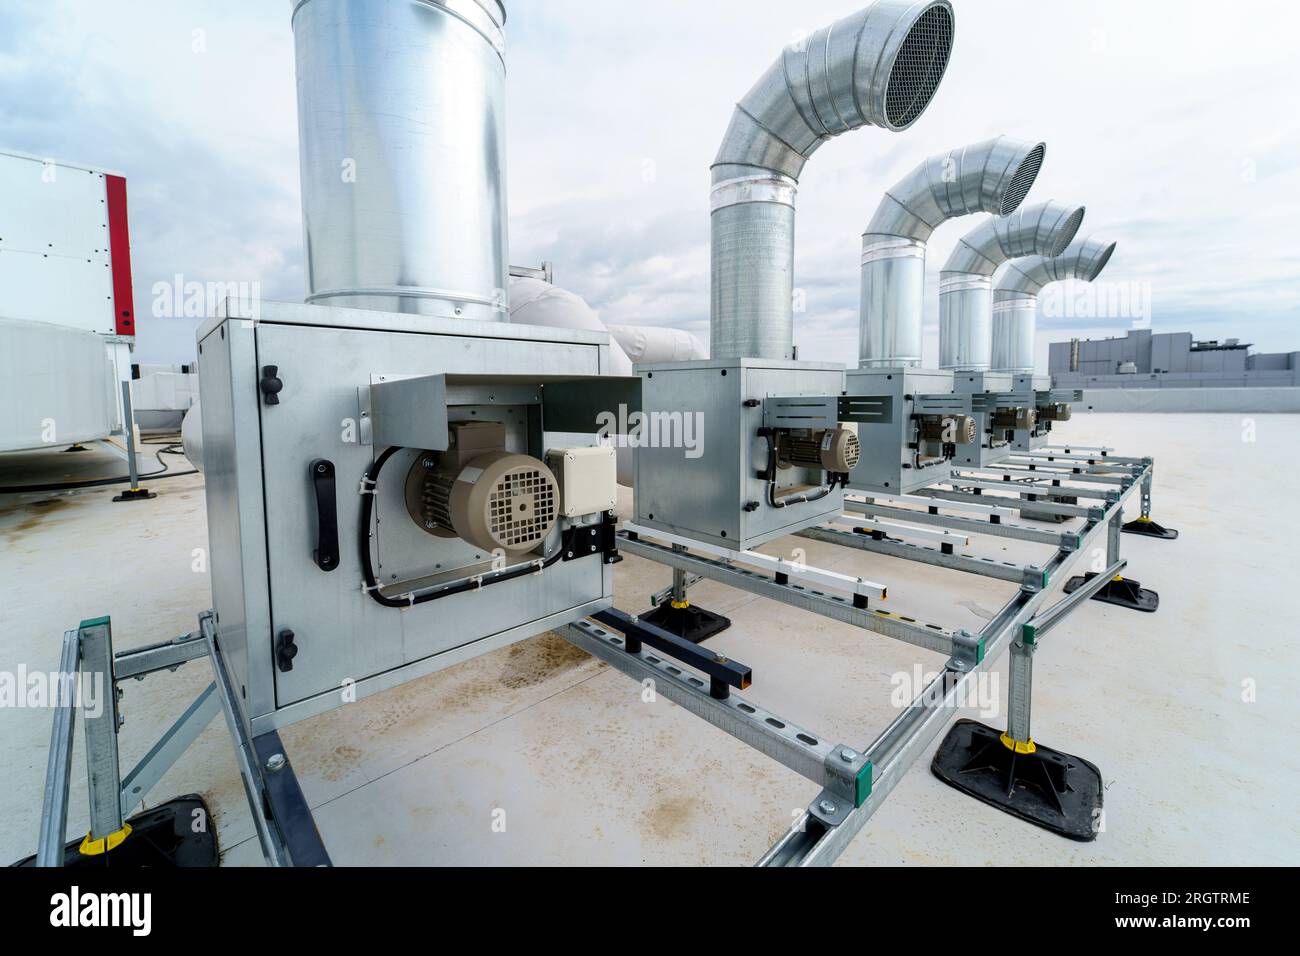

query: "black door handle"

left=276, top=629, right=298, bottom=672
left=310, top=459, right=339, bottom=572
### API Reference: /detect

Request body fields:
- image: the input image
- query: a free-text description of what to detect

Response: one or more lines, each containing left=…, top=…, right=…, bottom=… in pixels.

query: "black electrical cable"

left=0, top=443, right=198, bottom=495
left=358, top=447, right=565, bottom=609
left=758, top=428, right=834, bottom=509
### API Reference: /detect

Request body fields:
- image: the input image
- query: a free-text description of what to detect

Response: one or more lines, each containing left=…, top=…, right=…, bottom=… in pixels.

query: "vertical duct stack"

left=938, top=200, right=1085, bottom=371
left=857, top=135, right=1046, bottom=368
left=710, top=0, right=956, bottom=362
left=991, top=236, right=1118, bottom=372
left=291, top=0, right=509, bottom=320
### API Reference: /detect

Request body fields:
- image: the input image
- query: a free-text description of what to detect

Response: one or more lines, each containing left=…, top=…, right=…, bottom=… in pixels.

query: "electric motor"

left=777, top=427, right=861, bottom=473
left=405, top=422, right=559, bottom=555
left=1037, top=403, right=1071, bottom=423
left=916, top=413, right=977, bottom=445
left=990, top=406, right=1037, bottom=431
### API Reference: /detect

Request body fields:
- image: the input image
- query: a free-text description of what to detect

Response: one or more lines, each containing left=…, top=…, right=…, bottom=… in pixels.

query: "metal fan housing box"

left=196, top=299, right=632, bottom=736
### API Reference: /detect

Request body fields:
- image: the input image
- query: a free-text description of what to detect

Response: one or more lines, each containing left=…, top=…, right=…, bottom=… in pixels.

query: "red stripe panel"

left=105, top=174, right=136, bottom=337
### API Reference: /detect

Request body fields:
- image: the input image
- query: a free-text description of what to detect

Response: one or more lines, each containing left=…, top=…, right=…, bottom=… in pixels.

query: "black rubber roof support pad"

left=931, top=719, right=1103, bottom=842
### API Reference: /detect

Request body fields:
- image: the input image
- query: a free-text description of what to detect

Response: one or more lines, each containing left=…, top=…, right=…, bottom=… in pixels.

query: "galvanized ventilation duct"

left=291, top=0, right=509, bottom=320
left=991, top=236, right=1118, bottom=372
left=939, top=200, right=1085, bottom=371
left=858, top=135, right=1046, bottom=368
left=710, top=0, right=956, bottom=361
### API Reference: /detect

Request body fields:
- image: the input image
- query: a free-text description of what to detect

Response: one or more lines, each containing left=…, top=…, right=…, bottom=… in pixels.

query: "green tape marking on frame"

left=1022, top=623, right=1037, bottom=646
left=79, top=616, right=111, bottom=630
left=855, top=761, right=873, bottom=807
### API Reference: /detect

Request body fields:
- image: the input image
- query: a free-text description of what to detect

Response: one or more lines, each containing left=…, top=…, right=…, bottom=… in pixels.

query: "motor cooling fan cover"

left=408, top=450, right=559, bottom=555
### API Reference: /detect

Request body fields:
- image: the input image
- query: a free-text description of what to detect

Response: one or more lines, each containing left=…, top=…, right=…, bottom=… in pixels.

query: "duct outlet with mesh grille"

left=884, top=4, right=955, bottom=130
left=1055, top=207, right=1087, bottom=257
left=1000, top=143, right=1046, bottom=216
left=1085, top=241, right=1118, bottom=281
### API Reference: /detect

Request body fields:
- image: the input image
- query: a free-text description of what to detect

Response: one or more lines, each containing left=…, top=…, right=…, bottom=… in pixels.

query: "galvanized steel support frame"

left=610, top=458, right=1154, bottom=865
left=36, top=611, right=330, bottom=868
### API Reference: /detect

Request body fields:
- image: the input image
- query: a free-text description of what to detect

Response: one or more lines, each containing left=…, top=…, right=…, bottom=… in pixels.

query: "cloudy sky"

left=2, top=0, right=1297, bottom=367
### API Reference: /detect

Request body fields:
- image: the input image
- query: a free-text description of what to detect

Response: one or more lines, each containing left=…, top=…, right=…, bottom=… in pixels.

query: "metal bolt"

left=422, top=458, right=435, bottom=469
left=818, top=800, right=837, bottom=815
left=840, top=748, right=857, bottom=763
left=265, top=753, right=287, bottom=773
left=713, top=654, right=728, bottom=664
left=424, top=519, right=435, bottom=530
left=316, top=463, right=327, bottom=474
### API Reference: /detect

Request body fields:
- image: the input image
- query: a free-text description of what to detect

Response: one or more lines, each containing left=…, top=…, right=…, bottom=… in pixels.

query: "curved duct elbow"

left=858, top=135, right=1046, bottom=368
left=997, top=235, right=1118, bottom=296
left=939, top=200, right=1085, bottom=371
left=943, top=201, right=1085, bottom=278
left=711, top=0, right=955, bottom=362
left=991, top=235, right=1118, bottom=372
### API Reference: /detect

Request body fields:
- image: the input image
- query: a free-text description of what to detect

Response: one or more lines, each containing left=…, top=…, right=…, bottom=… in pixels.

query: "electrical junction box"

left=548, top=445, right=617, bottom=517
left=197, top=298, right=638, bottom=736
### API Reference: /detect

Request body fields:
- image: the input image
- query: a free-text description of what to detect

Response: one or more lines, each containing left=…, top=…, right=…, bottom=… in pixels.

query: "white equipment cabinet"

left=0, top=149, right=137, bottom=452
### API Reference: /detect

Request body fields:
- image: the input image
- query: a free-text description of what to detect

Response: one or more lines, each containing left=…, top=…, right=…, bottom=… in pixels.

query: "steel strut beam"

left=796, top=525, right=1046, bottom=589
left=35, top=630, right=81, bottom=867
left=561, top=614, right=869, bottom=809
left=963, top=466, right=1134, bottom=487
left=914, top=487, right=1103, bottom=519
left=617, top=532, right=974, bottom=660
left=202, top=611, right=331, bottom=867
left=843, top=498, right=1080, bottom=548
left=946, top=476, right=1121, bottom=502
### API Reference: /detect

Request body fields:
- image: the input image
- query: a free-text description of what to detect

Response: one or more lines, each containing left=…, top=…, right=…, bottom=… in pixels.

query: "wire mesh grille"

left=842, top=432, right=861, bottom=470
left=884, top=4, right=954, bottom=130
left=487, top=467, right=557, bottom=549
left=1000, top=144, right=1045, bottom=216
left=1085, top=241, right=1117, bottom=282
left=1052, top=207, right=1086, bottom=257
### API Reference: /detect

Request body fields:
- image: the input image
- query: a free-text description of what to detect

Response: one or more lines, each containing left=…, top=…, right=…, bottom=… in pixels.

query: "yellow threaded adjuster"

left=669, top=599, right=690, bottom=610
left=79, top=823, right=132, bottom=856
left=999, top=732, right=1037, bottom=755
left=1136, top=516, right=1153, bottom=523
